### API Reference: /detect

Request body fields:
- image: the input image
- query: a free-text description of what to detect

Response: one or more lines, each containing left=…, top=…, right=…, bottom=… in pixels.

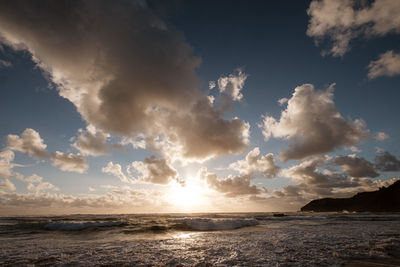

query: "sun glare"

left=170, top=178, right=208, bottom=210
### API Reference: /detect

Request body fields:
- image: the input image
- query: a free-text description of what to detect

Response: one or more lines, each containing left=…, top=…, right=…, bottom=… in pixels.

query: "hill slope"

left=301, top=180, right=400, bottom=212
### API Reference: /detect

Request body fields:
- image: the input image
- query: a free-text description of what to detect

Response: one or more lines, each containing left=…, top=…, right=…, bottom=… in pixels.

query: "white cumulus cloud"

left=102, top=162, right=129, bottom=183
left=7, top=128, right=48, bottom=159
left=229, top=147, right=280, bottom=178
left=217, top=69, right=248, bottom=101
left=260, top=84, right=369, bottom=161
left=50, top=151, right=88, bottom=173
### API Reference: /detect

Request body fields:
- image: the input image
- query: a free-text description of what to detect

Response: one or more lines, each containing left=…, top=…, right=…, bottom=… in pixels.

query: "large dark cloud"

left=280, top=156, right=395, bottom=201
left=0, top=0, right=249, bottom=162
left=333, top=154, right=379, bottom=178
left=375, top=151, right=400, bottom=172
left=284, top=156, right=351, bottom=190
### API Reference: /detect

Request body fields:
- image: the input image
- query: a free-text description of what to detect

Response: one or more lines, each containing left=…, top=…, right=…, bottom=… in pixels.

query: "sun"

left=169, top=178, right=208, bottom=211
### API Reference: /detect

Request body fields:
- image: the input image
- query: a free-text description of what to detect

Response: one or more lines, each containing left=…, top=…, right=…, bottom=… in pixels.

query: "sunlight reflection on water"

left=1, top=214, right=400, bottom=266
left=173, top=232, right=193, bottom=239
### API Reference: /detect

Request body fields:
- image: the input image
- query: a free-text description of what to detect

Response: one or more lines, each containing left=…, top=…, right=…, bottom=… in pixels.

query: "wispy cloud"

left=307, top=0, right=400, bottom=57
left=368, top=50, right=400, bottom=79
left=0, top=59, right=12, bottom=68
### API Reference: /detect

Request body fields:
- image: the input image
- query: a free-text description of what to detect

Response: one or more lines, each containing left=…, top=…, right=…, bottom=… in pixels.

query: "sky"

left=0, top=0, right=400, bottom=215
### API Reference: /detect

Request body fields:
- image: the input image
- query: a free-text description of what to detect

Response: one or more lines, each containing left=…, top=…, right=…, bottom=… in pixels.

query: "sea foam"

left=1, top=213, right=400, bottom=266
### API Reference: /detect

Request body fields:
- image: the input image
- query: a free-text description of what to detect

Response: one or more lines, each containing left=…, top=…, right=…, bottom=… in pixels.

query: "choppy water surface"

left=0, top=212, right=399, bottom=266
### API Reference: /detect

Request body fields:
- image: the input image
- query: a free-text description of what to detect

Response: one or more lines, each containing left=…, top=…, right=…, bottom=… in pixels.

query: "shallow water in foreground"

left=0, top=212, right=399, bottom=266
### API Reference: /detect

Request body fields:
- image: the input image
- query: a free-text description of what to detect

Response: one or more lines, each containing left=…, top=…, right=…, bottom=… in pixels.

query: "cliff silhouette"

left=301, top=180, right=400, bottom=212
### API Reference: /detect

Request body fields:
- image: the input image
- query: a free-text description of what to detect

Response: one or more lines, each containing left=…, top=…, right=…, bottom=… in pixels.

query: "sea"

left=0, top=212, right=399, bottom=266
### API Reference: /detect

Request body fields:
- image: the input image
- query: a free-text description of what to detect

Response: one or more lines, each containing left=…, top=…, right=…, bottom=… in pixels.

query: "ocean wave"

left=254, top=215, right=328, bottom=222
left=328, top=214, right=400, bottom=221
left=44, top=221, right=125, bottom=231
left=170, top=218, right=259, bottom=231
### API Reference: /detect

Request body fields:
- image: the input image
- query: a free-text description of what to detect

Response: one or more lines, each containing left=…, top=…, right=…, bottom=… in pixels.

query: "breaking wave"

left=2, top=213, right=400, bottom=266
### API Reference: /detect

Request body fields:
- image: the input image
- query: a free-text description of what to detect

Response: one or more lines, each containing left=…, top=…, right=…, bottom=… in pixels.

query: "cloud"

left=0, top=179, right=15, bottom=192
left=0, top=0, right=249, bottom=162
left=7, top=128, right=48, bottom=159
left=209, top=81, right=216, bottom=90
left=50, top=151, right=88, bottom=173
left=260, top=84, right=369, bottom=161
left=129, top=156, right=178, bottom=184
left=217, top=69, right=248, bottom=101
left=0, top=59, right=12, bottom=68
left=284, top=156, right=345, bottom=188
left=229, top=147, right=280, bottom=178
left=24, top=174, right=44, bottom=183
left=103, top=156, right=179, bottom=185
left=18, top=173, right=59, bottom=192
left=27, top=181, right=59, bottom=192
left=0, top=150, right=15, bottom=178
left=368, top=50, right=400, bottom=79
left=144, top=98, right=250, bottom=162
left=102, top=162, right=129, bottom=183
left=198, top=167, right=262, bottom=197
left=375, top=151, right=400, bottom=172
left=6, top=128, right=89, bottom=173
left=72, top=125, right=112, bottom=156
left=0, top=189, right=158, bottom=215
left=275, top=177, right=395, bottom=203
left=280, top=156, right=394, bottom=201
left=374, top=132, right=389, bottom=141
left=333, top=154, right=379, bottom=178
left=278, top=98, right=288, bottom=106
left=307, top=0, right=400, bottom=57
left=349, top=146, right=361, bottom=153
